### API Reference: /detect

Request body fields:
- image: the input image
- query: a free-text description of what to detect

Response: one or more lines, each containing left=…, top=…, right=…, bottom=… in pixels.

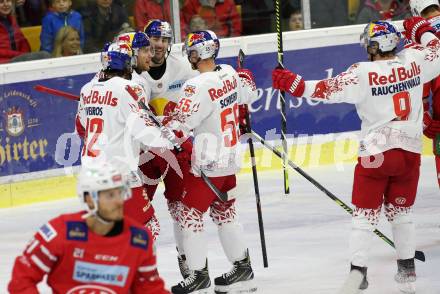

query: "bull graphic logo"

left=188, top=33, right=205, bottom=45
left=6, top=107, right=25, bottom=136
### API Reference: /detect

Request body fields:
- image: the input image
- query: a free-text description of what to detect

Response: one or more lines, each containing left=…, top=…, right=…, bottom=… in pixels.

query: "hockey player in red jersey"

left=272, top=19, right=440, bottom=294
left=168, top=30, right=258, bottom=294
left=410, top=0, right=440, bottom=189
left=8, top=161, right=170, bottom=294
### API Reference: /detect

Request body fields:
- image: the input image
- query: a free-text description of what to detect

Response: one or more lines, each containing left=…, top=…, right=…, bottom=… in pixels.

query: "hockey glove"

left=238, top=104, right=250, bottom=135
left=272, top=68, right=305, bottom=97
left=403, top=16, right=436, bottom=44
left=423, top=111, right=440, bottom=139
left=237, top=68, right=256, bottom=91
left=173, top=130, right=193, bottom=162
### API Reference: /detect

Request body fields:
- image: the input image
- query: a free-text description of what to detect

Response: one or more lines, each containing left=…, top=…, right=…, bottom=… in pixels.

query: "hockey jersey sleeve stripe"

left=30, top=254, right=51, bottom=273
left=138, top=265, right=157, bottom=272
left=25, top=239, right=39, bottom=254
left=40, top=245, right=57, bottom=261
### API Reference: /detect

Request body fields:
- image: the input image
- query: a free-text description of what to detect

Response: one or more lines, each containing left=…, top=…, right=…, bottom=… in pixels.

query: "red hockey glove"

left=238, top=104, right=250, bottom=135
left=173, top=130, right=193, bottom=162
left=237, top=68, right=256, bottom=91
left=403, top=16, right=436, bottom=44
left=272, top=68, right=305, bottom=97
left=423, top=111, right=440, bottom=139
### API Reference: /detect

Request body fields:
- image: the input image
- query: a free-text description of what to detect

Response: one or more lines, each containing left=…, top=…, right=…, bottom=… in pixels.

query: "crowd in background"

left=0, top=0, right=412, bottom=63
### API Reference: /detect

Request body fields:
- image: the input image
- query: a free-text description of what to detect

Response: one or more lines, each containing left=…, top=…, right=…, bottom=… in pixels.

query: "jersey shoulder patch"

left=66, top=221, right=88, bottom=242
left=129, top=226, right=149, bottom=250
left=38, top=222, right=58, bottom=242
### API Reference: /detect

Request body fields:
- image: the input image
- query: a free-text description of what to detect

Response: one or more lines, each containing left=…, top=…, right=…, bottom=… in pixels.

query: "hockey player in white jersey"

left=272, top=19, right=440, bottom=294
left=138, top=19, right=199, bottom=269
left=169, top=30, right=258, bottom=294
left=115, top=31, right=154, bottom=95
left=77, top=42, right=173, bottom=236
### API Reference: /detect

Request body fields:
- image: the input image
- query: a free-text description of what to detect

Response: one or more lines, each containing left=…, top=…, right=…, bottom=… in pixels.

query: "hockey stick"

left=238, top=49, right=268, bottom=268
left=125, top=86, right=229, bottom=202
left=274, top=0, right=290, bottom=195
left=34, top=85, right=79, bottom=101
left=250, top=130, right=426, bottom=262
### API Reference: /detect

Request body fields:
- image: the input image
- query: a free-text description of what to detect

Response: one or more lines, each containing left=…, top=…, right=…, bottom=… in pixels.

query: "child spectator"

left=52, top=25, right=81, bottom=57
left=40, top=0, right=84, bottom=53
left=0, top=0, right=30, bottom=63
left=356, top=0, right=411, bottom=23
left=79, top=0, right=130, bottom=53
left=182, top=0, right=241, bottom=38
left=289, top=8, right=303, bottom=31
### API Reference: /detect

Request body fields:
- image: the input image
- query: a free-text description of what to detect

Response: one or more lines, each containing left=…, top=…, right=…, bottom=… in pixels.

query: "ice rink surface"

left=1, top=157, right=439, bottom=294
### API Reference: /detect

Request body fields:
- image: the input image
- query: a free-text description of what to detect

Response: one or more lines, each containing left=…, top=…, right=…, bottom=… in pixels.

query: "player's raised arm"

left=404, top=16, right=440, bottom=83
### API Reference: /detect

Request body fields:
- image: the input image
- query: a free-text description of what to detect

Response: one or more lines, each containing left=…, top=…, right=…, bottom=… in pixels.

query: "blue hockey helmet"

left=144, top=19, right=173, bottom=40
left=101, top=42, right=134, bottom=71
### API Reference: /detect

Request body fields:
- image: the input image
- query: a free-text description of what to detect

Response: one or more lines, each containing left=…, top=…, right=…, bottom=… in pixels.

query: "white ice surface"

left=1, top=157, right=439, bottom=294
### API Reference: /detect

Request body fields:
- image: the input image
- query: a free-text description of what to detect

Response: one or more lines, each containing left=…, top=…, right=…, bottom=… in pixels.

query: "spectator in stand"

left=182, top=0, right=241, bottom=38
left=79, top=0, right=130, bottom=53
left=189, top=14, right=207, bottom=31
left=40, top=0, right=84, bottom=53
left=356, top=0, right=411, bottom=23
left=285, top=0, right=348, bottom=28
left=0, top=0, right=30, bottom=63
left=52, top=25, right=81, bottom=57
left=134, top=0, right=170, bottom=31
left=16, top=0, right=49, bottom=26
left=288, top=8, right=303, bottom=31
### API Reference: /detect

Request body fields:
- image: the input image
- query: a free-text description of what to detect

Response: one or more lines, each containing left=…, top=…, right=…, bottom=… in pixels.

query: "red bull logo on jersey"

left=208, top=77, right=238, bottom=101
left=83, top=91, right=118, bottom=106
left=368, top=62, right=421, bottom=96
left=368, top=62, right=421, bottom=86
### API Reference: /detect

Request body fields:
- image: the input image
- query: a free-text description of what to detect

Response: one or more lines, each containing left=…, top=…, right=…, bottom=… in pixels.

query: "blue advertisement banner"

left=0, top=43, right=366, bottom=177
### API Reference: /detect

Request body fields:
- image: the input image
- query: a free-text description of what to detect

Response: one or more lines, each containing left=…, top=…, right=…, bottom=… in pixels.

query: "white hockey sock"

left=173, top=221, right=185, bottom=255
left=349, top=207, right=380, bottom=267
left=210, top=200, right=247, bottom=263
left=181, top=228, right=208, bottom=270
left=385, top=204, right=415, bottom=260
left=217, top=221, right=247, bottom=263
left=175, top=202, right=207, bottom=270
left=168, top=201, right=185, bottom=255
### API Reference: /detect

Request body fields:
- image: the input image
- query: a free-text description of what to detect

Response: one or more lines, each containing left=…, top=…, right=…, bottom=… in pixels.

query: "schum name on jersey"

left=368, top=61, right=421, bottom=96
left=220, top=92, right=238, bottom=109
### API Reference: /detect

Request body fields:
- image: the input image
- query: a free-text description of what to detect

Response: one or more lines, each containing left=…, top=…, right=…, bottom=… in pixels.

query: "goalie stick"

left=125, top=85, right=229, bottom=202
left=238, top=49, right=268, bottom=267
left=250, top=130, right=426, bottom=262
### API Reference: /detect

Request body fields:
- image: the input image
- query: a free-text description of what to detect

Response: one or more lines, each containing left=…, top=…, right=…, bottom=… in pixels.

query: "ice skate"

left=337, top=264, right=368, bottom=294
left=171, top=261, right=211, bottom=294
left=177, top=252, right=191, bottom=279
left=214, top=250, right=257, bottom=294
left=395, top=258, right=416, bottom=294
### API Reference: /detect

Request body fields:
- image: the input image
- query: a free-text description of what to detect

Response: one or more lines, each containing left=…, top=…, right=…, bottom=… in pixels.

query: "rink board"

left=1, top=22, right=434, bottom=208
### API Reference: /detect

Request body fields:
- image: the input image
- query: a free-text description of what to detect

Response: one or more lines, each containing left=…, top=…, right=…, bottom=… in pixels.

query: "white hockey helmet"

left=410, top=0, right=440, bottom=16
left=77, top=160, right=130, bottom=216
left=183, top=30, right=220, bottom=60
left=360, top=21, right=401, bottom=53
